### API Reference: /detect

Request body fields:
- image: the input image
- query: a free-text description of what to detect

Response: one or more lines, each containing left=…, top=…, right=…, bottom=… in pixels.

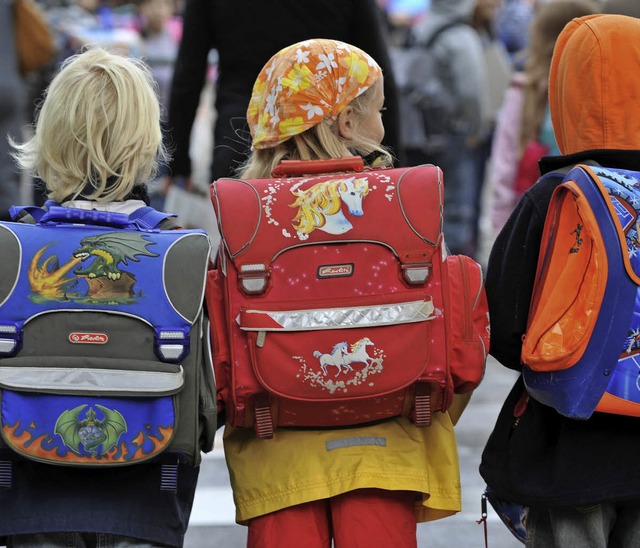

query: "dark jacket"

left=167, top=0, right=402, bottom=181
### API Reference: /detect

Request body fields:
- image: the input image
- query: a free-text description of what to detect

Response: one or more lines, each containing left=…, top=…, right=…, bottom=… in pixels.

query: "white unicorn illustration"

left=313, top=341, right=352, bottom=376
left=343, top=337, right=376, bottom=367
left=289, top=176, right=370, bottom=235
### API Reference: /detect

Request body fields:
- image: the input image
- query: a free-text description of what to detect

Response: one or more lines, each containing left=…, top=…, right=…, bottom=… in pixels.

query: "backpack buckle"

left=238, top=263, right=270, bottom=295
left=253, top=394, right=274, bottom=439
left=0, top=461, right=12, bottom=489
left=155, top=327, right=190, bottom=362
left=0, top=324, right=21, bottom=357
left=401, top=262, right=431, bottom=285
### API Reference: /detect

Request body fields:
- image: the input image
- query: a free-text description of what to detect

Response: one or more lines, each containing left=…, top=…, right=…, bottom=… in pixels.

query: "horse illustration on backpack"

left=313, top=337, right=378, bottom=377
left=313, top=342, right=351, bottom=376
left=343, top=337, right=375, bottom=367
left=289, top=176, right=370, bottom=235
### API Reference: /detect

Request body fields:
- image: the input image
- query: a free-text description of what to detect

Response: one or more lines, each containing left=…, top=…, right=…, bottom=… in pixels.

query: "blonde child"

left=222, top=38, right=464, bottom=548
left=2, top=47, right=209, bottom=548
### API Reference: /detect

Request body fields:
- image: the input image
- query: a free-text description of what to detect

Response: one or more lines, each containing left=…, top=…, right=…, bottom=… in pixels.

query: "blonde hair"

left=12, top=47, right=169, bottom=202
left=239, top=84, right=393, bottom=180
left=519, top=0, right=598, bottom=153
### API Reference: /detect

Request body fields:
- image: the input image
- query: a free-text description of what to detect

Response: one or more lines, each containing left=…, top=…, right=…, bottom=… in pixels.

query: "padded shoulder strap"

left=128, top=206, right=179, bottom=229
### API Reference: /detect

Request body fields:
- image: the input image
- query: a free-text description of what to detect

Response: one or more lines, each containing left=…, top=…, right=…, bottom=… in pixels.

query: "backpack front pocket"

left=241, top=297, right=435, bottom=398
left=0, top=357, right=182, bottom=466
left=239, top=297, right=438, bottom=429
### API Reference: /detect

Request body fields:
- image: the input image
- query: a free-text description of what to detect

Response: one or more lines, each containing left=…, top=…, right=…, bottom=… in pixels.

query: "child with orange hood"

left=482, top=14, right=640, bottom=547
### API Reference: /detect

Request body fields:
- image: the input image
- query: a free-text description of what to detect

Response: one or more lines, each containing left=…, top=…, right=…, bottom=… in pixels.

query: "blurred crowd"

left=4, top=0, right=640, bottom=262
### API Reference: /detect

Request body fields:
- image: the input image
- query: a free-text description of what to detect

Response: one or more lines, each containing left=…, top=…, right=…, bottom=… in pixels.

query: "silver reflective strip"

left=242, top=299, right=436, bottom=331
left=326, top=436, right=387, bottom=451
left=0, top=340, right=17, bottom=354
left=0, top=366, right=184, bottom=394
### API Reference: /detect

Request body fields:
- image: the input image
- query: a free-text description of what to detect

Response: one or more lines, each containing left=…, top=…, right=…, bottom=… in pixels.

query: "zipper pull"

left=512, top=390, right=530, bottom=428
left=256, top=331, right=266, bottom=348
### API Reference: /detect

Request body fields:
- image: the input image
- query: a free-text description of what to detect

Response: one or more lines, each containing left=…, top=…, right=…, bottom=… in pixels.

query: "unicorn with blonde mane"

left=289, top=176, right=370, bottom=235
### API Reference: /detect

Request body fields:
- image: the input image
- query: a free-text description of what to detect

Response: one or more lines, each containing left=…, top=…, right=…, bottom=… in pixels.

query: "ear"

left=336, top=106, right=356, bottom=140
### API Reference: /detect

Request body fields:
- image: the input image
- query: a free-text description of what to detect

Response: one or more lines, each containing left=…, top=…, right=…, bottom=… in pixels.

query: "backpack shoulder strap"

left=128, top=206, right=180, bottom=229
left=422, top=19, right=469, bottom=49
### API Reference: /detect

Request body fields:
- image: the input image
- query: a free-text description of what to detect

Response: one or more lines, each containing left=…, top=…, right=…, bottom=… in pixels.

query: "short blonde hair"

left=239, top=84, right=393, bottom=180
left=12, top=47, right=169, bottom=202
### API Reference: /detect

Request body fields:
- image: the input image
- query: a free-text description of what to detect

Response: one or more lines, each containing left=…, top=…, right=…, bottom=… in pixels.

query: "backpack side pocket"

left=205, top=266, right=230, bottom=415
left=443, top=255, right=490, bottom=394
left=522, top=184, right=606, bottom=371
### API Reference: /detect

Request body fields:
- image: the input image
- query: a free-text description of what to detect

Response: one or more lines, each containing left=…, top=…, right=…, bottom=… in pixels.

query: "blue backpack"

left=522, top=164, right=640, bottom=419
left=0, top=203, right=215, bottom=478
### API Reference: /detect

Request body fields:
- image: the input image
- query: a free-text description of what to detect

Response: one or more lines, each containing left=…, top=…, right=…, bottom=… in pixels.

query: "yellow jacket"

left=224, top=411, right=461, bottom=524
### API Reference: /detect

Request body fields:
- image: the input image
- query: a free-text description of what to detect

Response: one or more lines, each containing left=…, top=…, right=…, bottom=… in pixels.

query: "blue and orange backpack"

left=522, top=164, right=640, bottom=419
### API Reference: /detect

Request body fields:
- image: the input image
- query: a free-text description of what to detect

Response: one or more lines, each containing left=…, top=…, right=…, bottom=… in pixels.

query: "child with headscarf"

left=221, top=38, right=464, bottom=548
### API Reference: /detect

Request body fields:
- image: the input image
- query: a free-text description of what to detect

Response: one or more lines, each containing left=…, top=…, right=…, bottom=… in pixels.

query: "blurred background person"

left=134, top=0, right=181, bottom=210
left=406, top=0, right=490, bottom=257
left=488, top=0, right=599, bottom=237
left=494, top=0, right=535, bottom=68
left=0, top=0, right=28, bottom=221
left=470, top=0, right=511, bottom=263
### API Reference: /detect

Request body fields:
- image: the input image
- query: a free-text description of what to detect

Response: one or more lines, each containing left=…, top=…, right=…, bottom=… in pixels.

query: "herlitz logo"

left=69, top=332, right=109, bottom=344
left=318, top=263, right=354, bottom=279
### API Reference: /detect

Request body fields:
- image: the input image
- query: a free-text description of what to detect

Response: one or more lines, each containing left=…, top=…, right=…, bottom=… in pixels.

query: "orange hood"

left=549, top=14, right=640, bottom=154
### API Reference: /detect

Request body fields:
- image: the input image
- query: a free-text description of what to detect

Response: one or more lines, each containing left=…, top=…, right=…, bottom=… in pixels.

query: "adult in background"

left=0, top=0, right=28, bottom=221
left=489, top=0, right=599, bottom=237
left=165, top=0, right=402, bottom=189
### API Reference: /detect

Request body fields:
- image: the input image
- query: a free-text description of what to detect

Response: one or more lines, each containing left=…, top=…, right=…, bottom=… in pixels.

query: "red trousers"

left=247, top=488, right=418, bottom=548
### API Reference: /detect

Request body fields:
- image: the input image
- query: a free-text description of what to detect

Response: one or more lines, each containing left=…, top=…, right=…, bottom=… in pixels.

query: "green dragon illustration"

left=72, top=232, right=159, bottom=280
left=54, top=404, right=127, bottom=457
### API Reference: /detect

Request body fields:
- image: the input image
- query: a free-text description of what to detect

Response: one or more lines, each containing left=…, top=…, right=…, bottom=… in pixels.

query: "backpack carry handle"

left=40, top=205, right=132, bottom=227
left=11, top=202, right=177, bottom=229
left=271, top=157, right=364, bottom=177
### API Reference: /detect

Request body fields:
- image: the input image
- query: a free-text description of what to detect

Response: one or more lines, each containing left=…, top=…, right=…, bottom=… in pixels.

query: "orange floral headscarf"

left=247, top=38, right=383, bottom=150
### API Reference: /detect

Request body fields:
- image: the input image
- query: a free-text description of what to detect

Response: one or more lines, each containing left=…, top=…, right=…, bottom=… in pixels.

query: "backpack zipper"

left=459, top=255, right=472, bottom=340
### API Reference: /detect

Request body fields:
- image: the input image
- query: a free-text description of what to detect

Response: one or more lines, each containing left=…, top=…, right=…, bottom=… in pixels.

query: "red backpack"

left=206, top=158, right=489, bottom=438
